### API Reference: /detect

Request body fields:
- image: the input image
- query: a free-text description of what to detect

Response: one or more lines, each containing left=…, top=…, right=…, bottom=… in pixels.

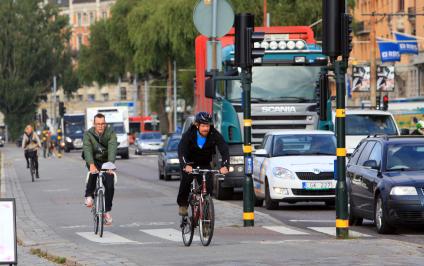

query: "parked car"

left=134, top=132, right=163, bottom=155
left=333, top=109, right=401, bottom=155
left=253, top=130, right=337, bottom=210
left=158, top=134, right=182, bottom=180
left=347, top=135, right=424, bottom=234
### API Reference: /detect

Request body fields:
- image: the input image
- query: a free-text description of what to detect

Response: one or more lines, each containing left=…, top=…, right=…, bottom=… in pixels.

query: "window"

left=368, top=142, right=382, bottom=168
left=120, top=87, right=127, bottom=100
left=77, top=13, right=82, bottom=26
left=88, top=94, right=95, bottom=102
left=345, top=115, right=398, bottom=136
left=349, top=141, right=366, bottom=165
left=398, top=0, right=404, bottom=12
left=83, top=12, right=87, bottom=25
left=271, top=134, right=336, bottom=157
left=89, top=12, right=95, bottom=25
left=102, top=93, right=109, bottom=101
left=357, top=141, right=376, bottom=166
left=261, top=136, right=269, bottom=150
left=137, top=85, right=141, bottom=99
left=77, top=94, right=83, bottom=101
left=386, top=143, right=424, bottom=171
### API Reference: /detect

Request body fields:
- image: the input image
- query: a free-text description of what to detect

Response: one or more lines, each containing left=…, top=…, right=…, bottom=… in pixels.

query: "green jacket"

left=83, top=126, right=118, bottom=165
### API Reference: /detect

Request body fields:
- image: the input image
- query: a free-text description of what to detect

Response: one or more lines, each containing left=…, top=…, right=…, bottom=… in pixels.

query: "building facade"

left=351, top=0, right=424, bottom=105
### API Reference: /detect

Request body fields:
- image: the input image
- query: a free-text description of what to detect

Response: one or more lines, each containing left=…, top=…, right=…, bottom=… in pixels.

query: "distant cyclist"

left=22, top=125, right=42, bottom=178
left=177, top=112, right=229, bottom=216
left=411, top=120, right=424, bottom=136
left=83, top=113, right=118, bottom=225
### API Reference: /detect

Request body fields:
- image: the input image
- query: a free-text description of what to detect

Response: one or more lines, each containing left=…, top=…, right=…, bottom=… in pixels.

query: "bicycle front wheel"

left=93, top=197, right=99, bottom=235
left=199, top=195, right=215, bottom=246
left=98, top=190, right=105, bottom=237
left=181, top=204, right=195, bottom=246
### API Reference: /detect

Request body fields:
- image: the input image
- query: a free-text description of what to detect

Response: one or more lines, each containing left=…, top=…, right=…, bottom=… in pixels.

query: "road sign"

left=193, top=0, right=234, bottom=38
left=0, top=199, right=17, bottom=265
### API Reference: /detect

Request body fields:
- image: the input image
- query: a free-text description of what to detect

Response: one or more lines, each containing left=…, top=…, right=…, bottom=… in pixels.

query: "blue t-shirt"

left=197, top=131, right=207, bottom=149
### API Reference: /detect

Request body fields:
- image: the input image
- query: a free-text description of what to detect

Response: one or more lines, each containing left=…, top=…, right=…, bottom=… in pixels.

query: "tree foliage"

left=0, top=0, right=74, bottom=139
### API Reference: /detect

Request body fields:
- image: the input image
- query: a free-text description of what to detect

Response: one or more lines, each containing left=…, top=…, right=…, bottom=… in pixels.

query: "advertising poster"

left=377, top=65, right=395, bottom=92
left=352, top=65, right=370, bottom=92
left=0, top=199, right=17, bottom=264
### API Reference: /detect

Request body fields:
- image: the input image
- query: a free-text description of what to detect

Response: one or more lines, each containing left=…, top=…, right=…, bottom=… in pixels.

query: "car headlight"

left=230, top=156, right=244, bottom=165
left=390, top=186, right=418, bottom=196
left=65, top=137, right=72, bottom=143
left=167, top=158, right=180, bottom=164
left=272, top=167, right=296, bottom=179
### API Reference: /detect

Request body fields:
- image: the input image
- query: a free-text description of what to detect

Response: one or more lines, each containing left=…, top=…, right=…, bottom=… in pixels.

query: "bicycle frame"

left=95, top=172, right=105, bottom=216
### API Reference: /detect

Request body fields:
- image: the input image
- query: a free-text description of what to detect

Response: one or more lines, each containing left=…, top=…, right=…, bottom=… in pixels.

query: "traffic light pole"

left=334, top=58, right=349, bottom=239
left=241, top=67, right=254, bottom=227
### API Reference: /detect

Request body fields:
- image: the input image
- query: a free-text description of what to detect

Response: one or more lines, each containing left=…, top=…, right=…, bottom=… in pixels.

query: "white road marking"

left=77, top=231, right=140, bottom=244
left=308, top=227, right=372, bottom=237
left=43, top=189, right=69, bottom=193
left=289, top=220, right=334, bottom=223
left=263, top=226, right=309, bottom=235
left=119, top=222, right=175, bottom=228
left=140, top=228, right=199, bottom=242
left=61, top=225, right=90, bottom=229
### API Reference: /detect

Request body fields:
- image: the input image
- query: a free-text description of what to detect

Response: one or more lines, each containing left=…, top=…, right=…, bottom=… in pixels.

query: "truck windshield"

left=109, top=123, right=125, bottom=134
left=346, top=115, right=398, bottom=135
left=227, top=66, right=321, bottom=102
left=65, top=124, right=84, bottom=135
left=272, top=134, right=336, bottom=157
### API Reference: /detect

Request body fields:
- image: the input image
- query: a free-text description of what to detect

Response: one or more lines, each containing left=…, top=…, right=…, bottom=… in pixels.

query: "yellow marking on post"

left=243, top=145, right=252, bottom=153
left=204, top=0, right=212, bottom=5
left=336, top=219, right=349, bottom=228
left=337, top=148, right=346, bottom=157
left=243, top=212, right=254, bottom=220
left=336, top=109, right=346, bottom=118
left=244, top=119, right=252, bottom=127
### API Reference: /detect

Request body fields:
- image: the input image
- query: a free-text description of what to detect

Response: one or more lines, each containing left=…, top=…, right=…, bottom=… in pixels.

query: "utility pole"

left=263, top=0, right=267, bottom=27
left=370, top=1, right=377, bottom=107
left=173, top=60, right=177, bottom=132
left=144, top=80, right=149, bottom=116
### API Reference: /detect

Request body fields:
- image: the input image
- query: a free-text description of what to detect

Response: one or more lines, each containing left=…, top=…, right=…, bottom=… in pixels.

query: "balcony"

left=354, top=21, right=370, bottom=36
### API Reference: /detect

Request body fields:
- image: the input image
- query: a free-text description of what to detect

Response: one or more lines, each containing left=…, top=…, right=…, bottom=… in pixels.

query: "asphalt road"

left=2, top=145, right=424, bottom=265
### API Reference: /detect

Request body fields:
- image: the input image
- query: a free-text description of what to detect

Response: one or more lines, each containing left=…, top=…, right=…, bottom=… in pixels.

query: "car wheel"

left=122, top=153, right=129, bottom=159
left=374, top=195, right=395, bottom=234
left=264, top=179, right=278, bottom=210
left=214, top=178, right=232, bottom=200
left=254, top=193, right=264, bottom=207
left=348, top=193, right=363, bottom=226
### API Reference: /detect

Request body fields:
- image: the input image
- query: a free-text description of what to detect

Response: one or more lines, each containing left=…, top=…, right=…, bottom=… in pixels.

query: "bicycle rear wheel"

left=98, top=190, right=105, bottom=237
left=181, top=204, right=195, bottom=246
left=199, top=195, right=215, bottom=246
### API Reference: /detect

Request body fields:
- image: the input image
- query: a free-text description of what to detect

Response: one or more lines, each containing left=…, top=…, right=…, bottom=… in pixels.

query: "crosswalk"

left=75, top=225, right=373, bottom=245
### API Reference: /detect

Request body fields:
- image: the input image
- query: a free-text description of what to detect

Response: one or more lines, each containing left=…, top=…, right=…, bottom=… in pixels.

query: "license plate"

left=302, top=182, right=333, bottom=190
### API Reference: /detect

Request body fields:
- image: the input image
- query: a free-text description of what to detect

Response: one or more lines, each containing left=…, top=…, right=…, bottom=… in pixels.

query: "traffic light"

left=382, top=95, right=389, bottom=111
left=376, top=95, right=381, bottom=110
left=322, top=0, right=346, bottom=58
left=59, top=102, right=66, bottom=117
left=342, top=14, right=353, bottom=58
left=41, top=109, right=48, bottom=123
left=235, top=13, right=265, bottom=68
left=316, top=71, right=330, bottom=121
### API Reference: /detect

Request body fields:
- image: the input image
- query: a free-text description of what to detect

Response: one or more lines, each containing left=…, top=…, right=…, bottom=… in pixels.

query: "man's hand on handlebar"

left=184, top=165, right=193, bottom=173
left=219, top=166, right=229, bottom=175
left=89, top=164, right=99, bottom=174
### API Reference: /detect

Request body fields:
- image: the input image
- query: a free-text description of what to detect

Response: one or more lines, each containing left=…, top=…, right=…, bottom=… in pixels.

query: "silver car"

left=135, top=132, right=163, bottom=155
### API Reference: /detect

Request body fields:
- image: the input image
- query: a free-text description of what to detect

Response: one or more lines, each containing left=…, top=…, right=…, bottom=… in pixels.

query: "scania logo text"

left=262, top=106, right=297, bottom=113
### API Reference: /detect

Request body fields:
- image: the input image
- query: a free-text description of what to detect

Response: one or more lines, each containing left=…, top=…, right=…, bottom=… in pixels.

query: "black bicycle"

left=181, top=168, right=222, bottom=247
left=91, top=162, right=116, bottom=238
left=27, top=150, right=37, bottom=182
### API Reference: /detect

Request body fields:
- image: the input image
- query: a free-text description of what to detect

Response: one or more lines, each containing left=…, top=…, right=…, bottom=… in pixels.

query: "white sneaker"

left=104, top=212, right=113, bottom=225
left=84, top=197, right=93, bottom=208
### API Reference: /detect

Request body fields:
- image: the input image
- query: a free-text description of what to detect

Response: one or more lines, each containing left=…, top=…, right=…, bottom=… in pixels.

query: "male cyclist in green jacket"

left=83, top=113, right=118, bottom=225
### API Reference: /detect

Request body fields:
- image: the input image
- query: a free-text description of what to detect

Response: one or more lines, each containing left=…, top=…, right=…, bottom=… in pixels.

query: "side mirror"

left=363, top=160, right=379, bottom=170
left=400, top=128, right=410, bottom=135
left=254, top=149, right=269, bottom=157
left=205, top=76, right=215, bottom=99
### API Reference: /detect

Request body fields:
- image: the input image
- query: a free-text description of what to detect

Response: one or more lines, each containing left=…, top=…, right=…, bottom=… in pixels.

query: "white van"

left=333, top=109, right=400, bottom=155
left=86, top=107, right=129, bottom=159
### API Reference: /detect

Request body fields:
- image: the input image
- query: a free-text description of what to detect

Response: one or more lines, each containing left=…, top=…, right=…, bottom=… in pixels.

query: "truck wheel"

left=265, top=180, right=279, bottom=210
left=214, top=179, right=232, bottom=200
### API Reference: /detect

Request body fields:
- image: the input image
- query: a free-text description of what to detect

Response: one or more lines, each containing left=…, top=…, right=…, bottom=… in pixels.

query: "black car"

left=158, top=134, right=181, bottom=180
left=347, top=135, right=424, bottom=234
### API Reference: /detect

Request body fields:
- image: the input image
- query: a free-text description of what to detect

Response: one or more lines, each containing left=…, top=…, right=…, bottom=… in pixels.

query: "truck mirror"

left=205, top=77, right=215, bottom=99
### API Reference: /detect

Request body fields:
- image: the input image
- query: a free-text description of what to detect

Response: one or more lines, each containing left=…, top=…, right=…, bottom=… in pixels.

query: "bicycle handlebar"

left=190, top=168, right=223, bottom=175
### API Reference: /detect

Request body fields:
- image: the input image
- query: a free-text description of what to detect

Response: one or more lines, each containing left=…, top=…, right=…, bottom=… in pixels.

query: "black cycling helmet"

left=195, top=111, right=212, bottom=125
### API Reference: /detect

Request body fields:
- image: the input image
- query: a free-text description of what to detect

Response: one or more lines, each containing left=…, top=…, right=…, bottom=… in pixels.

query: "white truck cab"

left=86, top=107, right=130, bottom=159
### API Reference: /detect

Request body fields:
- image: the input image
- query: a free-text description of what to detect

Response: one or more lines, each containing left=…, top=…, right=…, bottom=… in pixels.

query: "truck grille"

left=296, top=172, right=334, bottom=181
left=291, top=189, right=335, bottom=196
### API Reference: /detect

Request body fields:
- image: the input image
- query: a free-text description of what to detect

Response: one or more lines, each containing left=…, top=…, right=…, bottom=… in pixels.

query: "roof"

left=366, top=135, right=424, bottom=143
left=264, top=130, right=334, bottom=136
left=344, top=109, right=393, bottom=115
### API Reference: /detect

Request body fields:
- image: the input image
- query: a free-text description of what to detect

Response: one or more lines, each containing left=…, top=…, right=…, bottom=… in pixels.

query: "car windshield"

left=272, top=134, right=336, bottom=156
left=227, top=66, right=320, bottom=102
left=65, top=123, right=84, bottom=134
left=139, top=132, right=161, bottom=140
left=386, top=143, right=424, bottom=171
left=144, top=122, right=160, bottom=131
left=109, top=123, right=125, bottom=134
left=167, top=139, right=180, bottom=151
left=346, top=115, right=398, bottom=135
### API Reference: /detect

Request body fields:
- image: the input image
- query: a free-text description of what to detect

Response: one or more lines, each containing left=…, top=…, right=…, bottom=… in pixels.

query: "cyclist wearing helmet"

left=411, top=120, right=424, bottom=135
left=177, top=111, right=230, bottom=216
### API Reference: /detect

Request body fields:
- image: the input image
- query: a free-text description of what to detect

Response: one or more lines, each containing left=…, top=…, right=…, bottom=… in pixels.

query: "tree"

left=0, top=0, right=72, bottom=139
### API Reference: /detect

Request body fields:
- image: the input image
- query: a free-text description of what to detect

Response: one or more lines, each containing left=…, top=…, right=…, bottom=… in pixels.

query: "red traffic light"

left=383, top=95, right=389, bottom=103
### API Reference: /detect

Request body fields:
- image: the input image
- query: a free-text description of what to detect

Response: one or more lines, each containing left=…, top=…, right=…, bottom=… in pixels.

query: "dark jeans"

left=85, top=162, right=115, bottom=212
left=25, top=150, right=38, bottom=172
left=177, top=169, right=213, bottom=207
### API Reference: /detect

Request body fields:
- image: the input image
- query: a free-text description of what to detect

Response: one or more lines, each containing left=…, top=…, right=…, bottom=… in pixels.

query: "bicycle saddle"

left=101, top=162, right=116, bottom=170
